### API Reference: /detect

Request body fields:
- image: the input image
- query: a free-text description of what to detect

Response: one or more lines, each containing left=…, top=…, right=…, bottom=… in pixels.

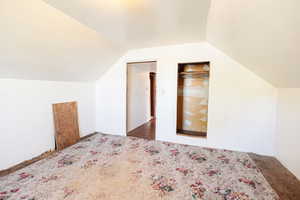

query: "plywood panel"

left=52, top=102, right=80, bottom=150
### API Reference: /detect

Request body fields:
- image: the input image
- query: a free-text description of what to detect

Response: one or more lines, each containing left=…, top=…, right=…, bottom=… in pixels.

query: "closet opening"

left=177, top=62, right=210, bottom=137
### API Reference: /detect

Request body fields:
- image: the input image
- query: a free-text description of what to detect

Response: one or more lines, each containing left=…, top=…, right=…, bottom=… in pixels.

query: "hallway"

left=127, top=119, right=155, bottom=140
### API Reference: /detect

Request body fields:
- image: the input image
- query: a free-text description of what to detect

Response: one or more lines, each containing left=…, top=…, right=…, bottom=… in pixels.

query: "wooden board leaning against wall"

left=52, top=101, right=80, bottom=150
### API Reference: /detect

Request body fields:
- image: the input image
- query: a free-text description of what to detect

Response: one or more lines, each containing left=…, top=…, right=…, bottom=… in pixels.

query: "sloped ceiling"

left=1, top=0, right=299, bottom=87
left=0, top=0, right=124, bottom=81
left=43, top=0, right=211, bottom=49
left=207, top=0, right=300, bottom=87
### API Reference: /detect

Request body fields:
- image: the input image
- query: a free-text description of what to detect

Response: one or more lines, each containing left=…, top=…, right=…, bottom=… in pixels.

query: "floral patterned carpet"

left=0, top=133, right=279, bottom=200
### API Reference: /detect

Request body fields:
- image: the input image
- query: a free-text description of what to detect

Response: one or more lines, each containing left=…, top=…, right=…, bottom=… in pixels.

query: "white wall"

left=127, top=64, right=152, bottom=132
left=0, top=79, right=95, bottom=170
left=276, top=88, right=300, bottom=179
left=95, top=43, right=277, bottom=156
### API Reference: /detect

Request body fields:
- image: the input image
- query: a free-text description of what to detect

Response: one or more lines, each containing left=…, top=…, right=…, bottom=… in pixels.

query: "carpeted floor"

left=0, top=133, right=279, bottom=200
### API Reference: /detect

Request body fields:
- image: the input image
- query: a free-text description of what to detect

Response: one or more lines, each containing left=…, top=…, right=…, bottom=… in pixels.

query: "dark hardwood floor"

left=127, top=119, right=155, bottom=140
left=249, top=153, right=300, bottom=200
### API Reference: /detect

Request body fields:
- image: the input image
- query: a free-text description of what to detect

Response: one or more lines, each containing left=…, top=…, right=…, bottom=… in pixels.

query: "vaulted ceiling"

left=0, top=0, right=124, bottom=81
left=207, top=0, right=300, bottom=88
left=1, top=0, right=299, bottom=87
left=43, top=0, right=211, bottom=49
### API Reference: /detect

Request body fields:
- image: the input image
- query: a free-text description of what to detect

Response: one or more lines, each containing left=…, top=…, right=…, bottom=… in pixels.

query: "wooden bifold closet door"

left=52, top=101, right=80, bottom=150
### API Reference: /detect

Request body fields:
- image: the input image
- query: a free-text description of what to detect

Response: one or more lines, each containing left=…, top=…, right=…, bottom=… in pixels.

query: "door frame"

left=149, top=72, right=157, bottom=118
left=126, top=61, right=157, bottom=139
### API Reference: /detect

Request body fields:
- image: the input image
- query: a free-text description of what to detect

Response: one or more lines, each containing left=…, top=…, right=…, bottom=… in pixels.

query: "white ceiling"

left=1, top=0, right=300, bottom=87
left=207, top=0, right=300, bottom=87
left=43, top=0, right=211, bottom=50
left=0, top=0, right=124, bottom=81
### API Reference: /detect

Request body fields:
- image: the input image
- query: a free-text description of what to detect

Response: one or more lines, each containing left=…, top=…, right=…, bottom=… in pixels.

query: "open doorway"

left=126, top=61, right=157, bottom=140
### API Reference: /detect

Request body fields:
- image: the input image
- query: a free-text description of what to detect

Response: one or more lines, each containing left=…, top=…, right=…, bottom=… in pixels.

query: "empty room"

left=0, top=0, right=299, bottom=200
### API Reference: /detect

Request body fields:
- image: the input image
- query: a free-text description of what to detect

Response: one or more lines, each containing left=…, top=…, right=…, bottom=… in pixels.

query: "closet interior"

left=177, top=62, right=210, bottom=137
